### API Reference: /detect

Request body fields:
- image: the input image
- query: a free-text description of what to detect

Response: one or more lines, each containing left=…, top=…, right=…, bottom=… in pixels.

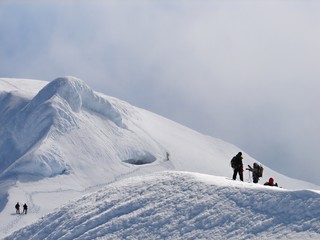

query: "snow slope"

left=1, top=77, right=317, bottom=188
left=5, top=171, right=320, bottom=240
left=0, top=76, right=319, bottom=239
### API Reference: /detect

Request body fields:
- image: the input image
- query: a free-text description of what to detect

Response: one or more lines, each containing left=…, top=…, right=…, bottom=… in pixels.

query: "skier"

left=230, top=152, right=244, bottom=181
left=23, top=203, right=28, bottom=214
left=246, top=163, right=261, bottom=183
left=15, top=202, right=20, bottom=214
left=264, top=177, right=278, bottom=187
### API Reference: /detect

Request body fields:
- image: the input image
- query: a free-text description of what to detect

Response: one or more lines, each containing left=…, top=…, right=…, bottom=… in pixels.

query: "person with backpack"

left=231, top=152, right=244, bottom=181
left=264, top=177, right=278, bottom=187
left=246, top=162, right=263, bottom=183
left=22, top=203, right=28, bottom=214
left=15, top=202, right=20, bottom=214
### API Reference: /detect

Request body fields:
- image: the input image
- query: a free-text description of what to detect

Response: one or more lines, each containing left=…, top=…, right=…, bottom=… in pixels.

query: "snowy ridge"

left=0, top=77, right=318, bottom=188
left=0, top=77, right=320, bottom=239
left=5, top=171, right=320, bottom=240
left=0, top=77, right=126, bottom=179
left=30, top=77, right=125, bottom=128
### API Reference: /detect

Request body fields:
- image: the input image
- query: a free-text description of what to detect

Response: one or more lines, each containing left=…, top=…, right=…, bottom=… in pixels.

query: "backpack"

left=230, top=157, right=236, bottom=168
left=257, top=164, right=264, bottom=177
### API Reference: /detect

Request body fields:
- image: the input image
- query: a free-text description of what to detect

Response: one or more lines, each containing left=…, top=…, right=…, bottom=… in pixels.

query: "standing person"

left=246, top=163, right=261, bottom=183
left=15, top=202, right=20, bottom=214
left=230, top=152, right=244, bottom=181
left=23, top=203, right=28, bottom=214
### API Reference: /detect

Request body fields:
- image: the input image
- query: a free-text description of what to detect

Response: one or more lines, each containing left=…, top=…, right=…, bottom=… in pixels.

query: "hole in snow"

left=123, top=152, right=156, bottom=165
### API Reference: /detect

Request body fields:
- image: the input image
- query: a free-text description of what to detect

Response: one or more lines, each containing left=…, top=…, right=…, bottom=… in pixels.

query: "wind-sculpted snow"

left=30, top=77, right=125, bottom=128
left=5, top=172, right=320, bottom=240
left=0, top=77, right=125, bottom=179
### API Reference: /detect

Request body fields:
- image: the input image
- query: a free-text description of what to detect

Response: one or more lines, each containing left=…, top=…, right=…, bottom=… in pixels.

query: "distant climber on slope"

left=15, top=202, right=20, bottom=214
left=23, top=203, right=28, bottom=214
left=230, top=152, right=244, bottom=181
left=246, top=163, right=263, bottom=183
left=264, top=177, right=278, bottom=187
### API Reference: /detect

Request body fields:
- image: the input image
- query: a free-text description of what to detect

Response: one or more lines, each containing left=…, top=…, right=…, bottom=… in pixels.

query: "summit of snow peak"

left=30, top=76, right=125, bottom=128
left=30, top=77, right=125, bottom=127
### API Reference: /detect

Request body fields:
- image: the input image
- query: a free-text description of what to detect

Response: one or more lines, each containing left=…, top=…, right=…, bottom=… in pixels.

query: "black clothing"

left=231, top=152, right=243, bottom=169
left=233, top=167, right=244, bottom=181
left=264, top=182, right=278, bottom=187
left=23, top=203, right=28, bottom=214
left=15, top=203, right=20, bottom=214
left=231, top=152, right=243, bottom=181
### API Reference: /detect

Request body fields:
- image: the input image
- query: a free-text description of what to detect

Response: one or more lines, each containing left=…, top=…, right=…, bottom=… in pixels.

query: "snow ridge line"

left=6, top=172, right=320, bottom=240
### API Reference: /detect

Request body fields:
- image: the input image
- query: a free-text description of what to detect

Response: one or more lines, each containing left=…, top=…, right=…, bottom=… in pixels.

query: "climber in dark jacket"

left=231, top=152, right=244, bottom=181
left=23, top=203, right=28, bottom=214
left=15, top=202, right=20, bottom=214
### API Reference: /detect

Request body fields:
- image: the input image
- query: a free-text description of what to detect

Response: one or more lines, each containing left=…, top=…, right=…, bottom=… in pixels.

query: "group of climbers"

left=11, top=152, right=278, bottom=215
left=230, top=152, right=278, bottom=187
left=15, top=202, right=28, bottom=215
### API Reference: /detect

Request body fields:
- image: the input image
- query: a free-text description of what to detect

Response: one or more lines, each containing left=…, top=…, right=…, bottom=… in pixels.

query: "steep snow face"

left=0, top=79, right=47, bottom=177
left=30, top=77, right=125, bottom=128
left=1, top=77, right=319, bottom=190
left=5, top=171, right=320, bottom=240
left=0, top=77, right=126, bottom=179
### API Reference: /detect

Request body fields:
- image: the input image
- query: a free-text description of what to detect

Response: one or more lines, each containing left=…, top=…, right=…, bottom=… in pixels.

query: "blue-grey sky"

left=1, top=0, right=320, bottom=185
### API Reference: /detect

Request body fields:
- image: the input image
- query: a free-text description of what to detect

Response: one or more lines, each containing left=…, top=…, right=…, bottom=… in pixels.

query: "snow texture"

left=0, top=77, right=319, bottom=239
left=5, top=172, right=320, bottom=240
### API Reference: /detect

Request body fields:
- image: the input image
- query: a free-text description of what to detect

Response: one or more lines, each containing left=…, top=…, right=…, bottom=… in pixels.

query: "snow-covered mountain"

left=0, top=77, right=319, bottom=239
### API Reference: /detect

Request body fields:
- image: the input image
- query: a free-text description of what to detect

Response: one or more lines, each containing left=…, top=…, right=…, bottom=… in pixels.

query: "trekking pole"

left=246, top=170, right=252, bottom=183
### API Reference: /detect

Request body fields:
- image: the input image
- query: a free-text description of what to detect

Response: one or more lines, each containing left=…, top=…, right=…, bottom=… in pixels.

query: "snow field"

left=5, top=171, right=320, bottom=240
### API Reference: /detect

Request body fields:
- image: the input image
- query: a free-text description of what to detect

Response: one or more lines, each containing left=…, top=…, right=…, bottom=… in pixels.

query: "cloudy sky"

left=1, top=0, right=320, bottom=185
